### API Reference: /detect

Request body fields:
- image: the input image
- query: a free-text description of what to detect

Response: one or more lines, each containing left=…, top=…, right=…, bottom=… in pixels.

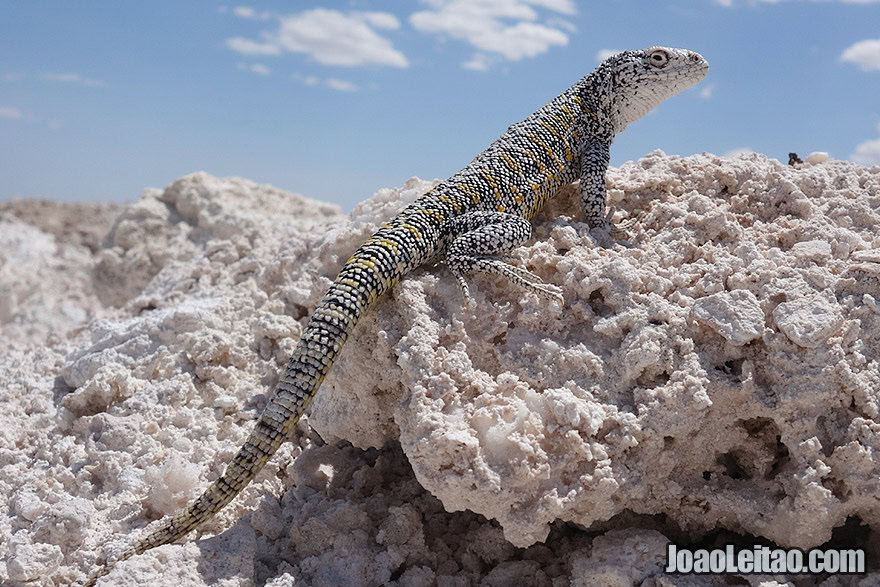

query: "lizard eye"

left=648, top=49, right=669, bottom=67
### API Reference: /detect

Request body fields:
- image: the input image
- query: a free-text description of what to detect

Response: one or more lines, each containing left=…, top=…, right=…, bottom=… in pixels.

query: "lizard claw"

left=454, top=272, right=474, bottom=310
left=604, top=206, right=636, bottom=240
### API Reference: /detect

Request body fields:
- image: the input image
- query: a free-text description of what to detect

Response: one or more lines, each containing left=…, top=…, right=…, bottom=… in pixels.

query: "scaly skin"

left=83, top=46, right=708, bottom=585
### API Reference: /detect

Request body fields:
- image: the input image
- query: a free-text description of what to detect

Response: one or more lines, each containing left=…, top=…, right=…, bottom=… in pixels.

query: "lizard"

left=83, top=46, right=708, bottom=585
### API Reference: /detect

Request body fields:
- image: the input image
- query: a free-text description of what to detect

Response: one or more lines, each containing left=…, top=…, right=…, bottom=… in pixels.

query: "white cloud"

left=356, top=11, right=401, bottom=30
left=840, top=39, right=880, bottom=71
left=41, top=72, right=103, bottom=86
left=325, top=78, right=358, bottom=92
left=238, top=63, right=271, bottom=75
left=293, top=73, right=359, bottom=92
left=717, top=0, right=879, bottom=5
left=851, top=138, right=880, bottom=165
left=0, top=106, right=25, bottom=120
left=699, top=83, right=716, bottom=99
left=226, top=9, right=408, bottom=68
left=0, top=106, right=48, bottom=125
left=410, top=0, right=573, bottom=69
left=528, top=0, right=577, bottom=14
left=233, top=6, right=272, bottom=20
left=596, top=49, right=621, bottom=62
left=546, top=16, right=577, bottom=32
left=292, top=73, right=321, bottom=86
left=226, top=37, right=282, bottom=55
left=462, top=53, right=493, bottom=71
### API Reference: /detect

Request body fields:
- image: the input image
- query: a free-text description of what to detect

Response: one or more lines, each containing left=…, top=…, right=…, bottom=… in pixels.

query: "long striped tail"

left=84, top=246, right=399, bottom=585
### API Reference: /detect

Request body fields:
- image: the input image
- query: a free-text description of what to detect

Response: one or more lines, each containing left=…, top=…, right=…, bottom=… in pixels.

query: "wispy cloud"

left=0, top=106, right=27, bottom=120
left=840, top=39, right=880, bottom=71
left=0, top=105, right=57, bottom=127
left=226, top=8, right=408, bottom=68
left=462, top=53, right=493, bottom=71
left=237, top=62, right=271, bottom=75
left=292, top=73, right=359, bottom=92
left=596, top=49, right=621, bottom=62
left=699, top=83, right=716, bottom=99
left=41, top=72, right=104, bottom=86
left=851, top=138, right=880, bottom=165
left=410, top=0, right=574, bottom=70
left=226, top=37, right=281, bottom=56
left=357, top=12, right=402, bottom=30
left=850, top=120, right=880, bottom=165
left=717, top=0, right=880, bottom=5
left=232, top=5, right=272, bottom=20
left=324, top=78, right=358, bottom=92
left=293, top=73, right=320, bottom=87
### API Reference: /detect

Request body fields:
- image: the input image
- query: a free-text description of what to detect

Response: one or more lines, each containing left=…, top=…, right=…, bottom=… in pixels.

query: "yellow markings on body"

left=436, top=194, right=462, bottom=213
left=550, top=113, right=568, bottom=129
left=528, top=132, right=564, bottom=172
left=527, top=185, right=543, bottom=218
left=458, top=182, right=481, bottom=205
left=402, top=223, right=423, bottom=240
left=560, top=104, right=576, bottom=122
left=573, top=95, right=590, bottom=114
left=514, top=195, right=524, bottom=204
left=496, top=204, right=505, bottom=212
left=548, top=114, right=574, bottom=163
left=478, top=167, right=503, bottom=201
left=376, top=238, right=398, bottom=253
left=418, top=207, right=445, bottom=224
left=540, top=120, right=563, bottom=141
left=524, top=146, right=555, bottom=183
left=500, top=151, right=523, bottom=175
left=352, top=257, right=389, bottom=292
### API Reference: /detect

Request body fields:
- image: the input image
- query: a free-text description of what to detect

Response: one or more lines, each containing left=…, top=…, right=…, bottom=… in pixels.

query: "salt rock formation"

left=317, top=151, right=880, bottom=552
left=1, top=155, right=879, bottom=586
left=93, top=173, right=341, bottom=306
left=0, top=200, right=119, bottom=344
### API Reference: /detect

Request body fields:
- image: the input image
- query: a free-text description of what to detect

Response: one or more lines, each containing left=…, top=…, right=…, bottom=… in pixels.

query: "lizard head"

left=600, top=46, right=709, bottom=133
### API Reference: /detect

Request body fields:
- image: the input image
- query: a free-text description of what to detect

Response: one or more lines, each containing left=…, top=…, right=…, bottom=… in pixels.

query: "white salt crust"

left=1, top=155, right=879, bottom=585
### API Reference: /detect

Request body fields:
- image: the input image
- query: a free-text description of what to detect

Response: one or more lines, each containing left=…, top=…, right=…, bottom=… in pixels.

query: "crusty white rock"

left=1, top=155, right=879, bottom=585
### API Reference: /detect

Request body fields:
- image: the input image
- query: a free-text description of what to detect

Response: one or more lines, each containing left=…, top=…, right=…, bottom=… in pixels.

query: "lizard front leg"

left=443, top=211, right=563, bottom=306
left=579, top=141, right=632, bottom=240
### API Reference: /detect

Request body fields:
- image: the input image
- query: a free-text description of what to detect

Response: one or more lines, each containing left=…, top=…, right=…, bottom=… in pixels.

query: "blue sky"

left=2, top=1, right=879, bottom=209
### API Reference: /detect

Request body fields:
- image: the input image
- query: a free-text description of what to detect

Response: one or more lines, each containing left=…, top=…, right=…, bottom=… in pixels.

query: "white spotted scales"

left=83, top=46, right=708, bottom=585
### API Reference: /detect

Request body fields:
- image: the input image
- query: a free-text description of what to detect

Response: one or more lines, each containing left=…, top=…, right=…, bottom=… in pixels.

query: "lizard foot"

left=605, top=206, right=637, bottom=240
left=450, top=256, right=564, bottom=306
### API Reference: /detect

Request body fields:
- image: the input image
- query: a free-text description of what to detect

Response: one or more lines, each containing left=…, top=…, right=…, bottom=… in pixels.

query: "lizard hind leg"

left=444, top=211, right=563, bottom=305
